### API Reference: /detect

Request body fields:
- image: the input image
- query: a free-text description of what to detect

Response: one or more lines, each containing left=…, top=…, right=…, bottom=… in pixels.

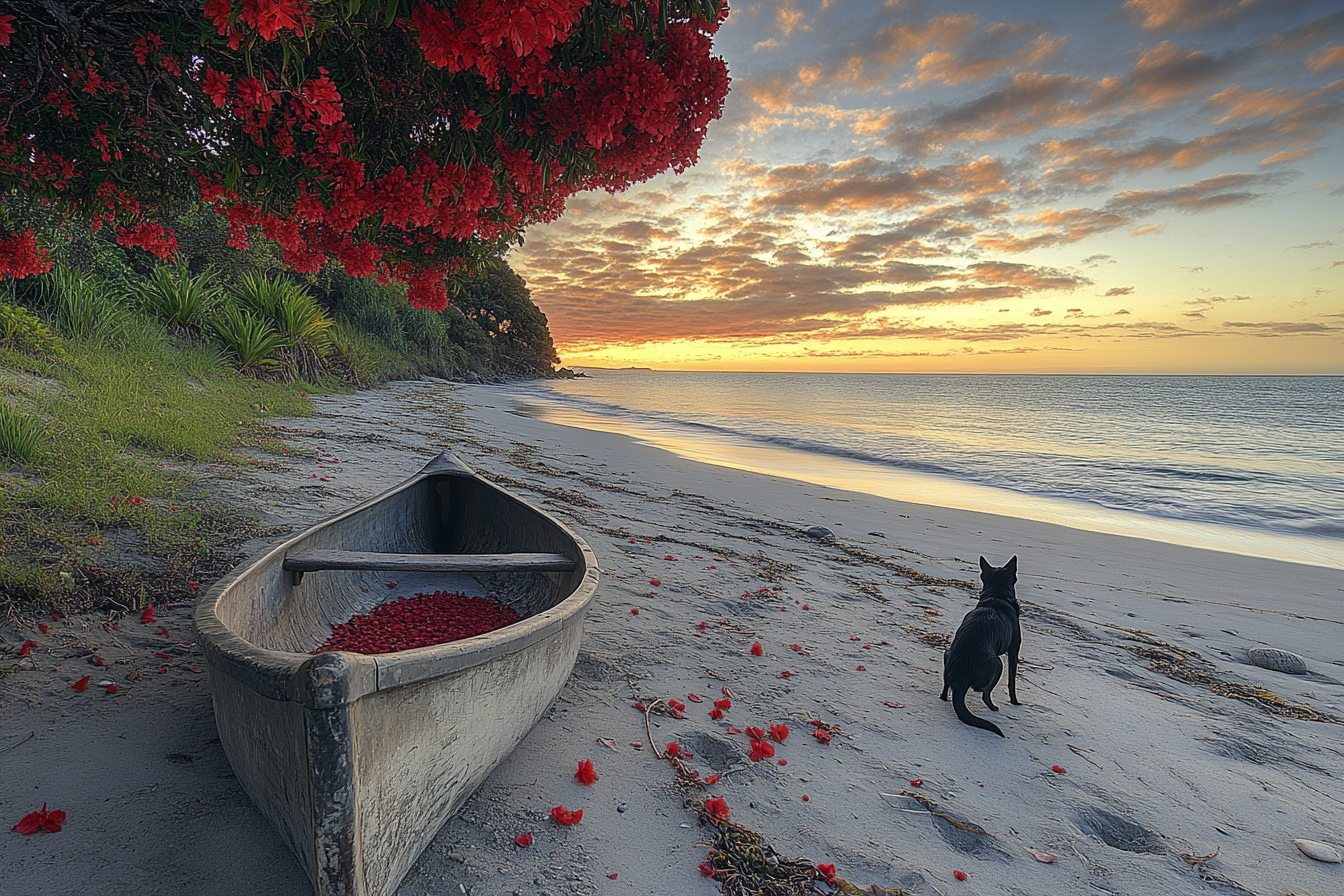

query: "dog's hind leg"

left=940, top=651, right=951, bottom=701
left=982, top=657, right=1002, bottom=711
left=1007, top=645, right=1021, bottom=705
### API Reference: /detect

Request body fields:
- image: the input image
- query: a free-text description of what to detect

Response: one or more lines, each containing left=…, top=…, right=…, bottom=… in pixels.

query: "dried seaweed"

left=689, top=800, right=911, bottom=896
left=1120, top=636, right=1340, bottom=724
left=916, top=631, right=952, bottom=650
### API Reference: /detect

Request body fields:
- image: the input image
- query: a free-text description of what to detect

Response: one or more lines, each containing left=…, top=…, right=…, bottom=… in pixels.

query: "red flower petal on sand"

left=748, top=739, right=775, bottom=762
left=71, top=676, right=90, bottom=692
left=158, top=665, right=169, bottom=673
left=714, top=699, right=732, bottom=711
left=649, top=578, right=660, bottom=587
left=630, top=607, right=639, bottom=615
left=745, top=726, right=766, bottom=740
left=13, top=804, right=64, bottom=835
left=954, top=870, right=967, bottom=881
left=769, top=724, right=790, bottom=743
left=515, top=833, right=532, bottom=847
left=664, top=555, right=676, bottom=561
left=104, top=684, right=117, bottom=694
left=155, top=652, right=172, bottom=659
left=157, top=628, right=170, bottom=637
left=727, top=727, right=742, bottom=734
left=708, top=708, right=724, bottom=720
left=19, top=640, right=36, bottom=656
left=665, top=743, right=680, bottom=758
left=607, top=873, right=618, bottom=879
left=816, top=863, right=837, bottom=882
left=884, top=700, right=905, bottom=707
left=699, top=861, right=716, bottom=877
left=550, top=806, right=582, bottom=825
left=140, top=606, right=155, bottom=624
left=812, top=728, right=832, bottom=745
left=387, top=582, right=397, bottom=588
left=909, top=778, right=923, bottom=787
left=686, top=693, right=702, bottom=703
left=704, top=773, right=720, bottom=784
left=856, top=665, right=866, bottom=671
left=576, top=760, right=597, bottom=786
left=1033, top=851, right=1057, bottom=863
left=1051, top=765, right=1066, bottom=774
left=750, top=641, right=763, bottom=656
left=38, top=623, right=48, bottom=633
left=668, top=699, right=685, bottom=713
left=634, top=701, right=645, bottom=711
left=781, top=670, right=792, bottom=678
left=704, top=797, right=729, bottom=819
left=91, top=655, right=106, bottom=666
left=697, top=621, right=708, bottom=629
left=51, top=613, right=60, bottom=621
left=802, top=794, right=809, bottom=801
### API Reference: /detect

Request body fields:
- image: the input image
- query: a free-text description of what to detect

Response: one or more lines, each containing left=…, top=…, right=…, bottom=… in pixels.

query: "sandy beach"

left=4, top=378, right=1343, bottom=896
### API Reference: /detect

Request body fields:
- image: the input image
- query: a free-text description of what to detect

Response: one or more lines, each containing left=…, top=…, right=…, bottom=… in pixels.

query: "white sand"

left=3, top=378, right=1342, bottom=896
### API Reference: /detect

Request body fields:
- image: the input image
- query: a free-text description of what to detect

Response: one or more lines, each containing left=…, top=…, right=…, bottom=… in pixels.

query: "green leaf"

left=383, top=0, right=400, bottom=28
left=346, top=0, right=362, bottom=17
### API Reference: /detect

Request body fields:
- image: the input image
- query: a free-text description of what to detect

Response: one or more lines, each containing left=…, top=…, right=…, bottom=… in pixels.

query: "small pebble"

left=804, top=526, right=833, bottom=540
left=617, top=804, right=627, bottom=813
left=1294, top=839, right=1341, bottom=863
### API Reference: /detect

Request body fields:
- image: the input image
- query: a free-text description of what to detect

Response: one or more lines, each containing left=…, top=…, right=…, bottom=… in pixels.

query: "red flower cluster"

left=748, top=739, right=774, bottom=762
left=13, top=804, right=65, bottom=835
left=0, top=2, right=731, bottom=308
left=575, top=759, right=597, bottom=785
left=703, top=797, right=728, bottom=820
left=550, top=805, right=582, bottom=825
left=313, top=591, right=520, bottom=655
left=769, top=724, right=790, bottom=743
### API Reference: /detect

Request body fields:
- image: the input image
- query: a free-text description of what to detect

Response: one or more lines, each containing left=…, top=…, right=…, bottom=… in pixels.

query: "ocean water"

left=513, top=372, right=1344, bottom=569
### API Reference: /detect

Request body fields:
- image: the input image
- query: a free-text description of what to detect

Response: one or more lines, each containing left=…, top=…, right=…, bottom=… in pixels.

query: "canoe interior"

left=216, top=471, right=586, bottom=655
left=198, top=459, right=598, bottom=896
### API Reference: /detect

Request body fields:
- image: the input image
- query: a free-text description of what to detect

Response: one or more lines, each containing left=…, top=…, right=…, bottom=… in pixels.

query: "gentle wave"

left=522, top=372, right=1344, bottom=566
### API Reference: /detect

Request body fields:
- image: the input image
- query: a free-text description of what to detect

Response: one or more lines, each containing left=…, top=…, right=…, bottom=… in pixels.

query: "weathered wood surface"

left=283, top=550, right=576, bottom=574
left=195, top=452, right=599, bottom=896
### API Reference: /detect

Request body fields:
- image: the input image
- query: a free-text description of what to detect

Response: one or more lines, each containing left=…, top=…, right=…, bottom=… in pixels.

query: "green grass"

left=0, top=323, right=317, bottom=618
left=0, top=403, right=43, bottom=463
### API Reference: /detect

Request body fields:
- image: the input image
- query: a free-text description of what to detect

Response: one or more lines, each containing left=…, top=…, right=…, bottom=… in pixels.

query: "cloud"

left=1123, top=0, right=1296, bottom=32
left=1081, top=253, right=1116, bottom=265
left=1030, top=308, right=1052, bottom=316
left=746, top=156, right=1012, bottom=215
left=1186, top=295, right=1252, bottom=305
left=1222, top=320, right=1337, bottom=335
left=887, top=43, right=1246, bottom=156
left=1288, top=240, right=1336, bottom=249
left=1131, top=224, right=1165, bottom=236
left=1308, top=45, right=1344, bottom=71
left=1104, top=286, right=1134, bottom=296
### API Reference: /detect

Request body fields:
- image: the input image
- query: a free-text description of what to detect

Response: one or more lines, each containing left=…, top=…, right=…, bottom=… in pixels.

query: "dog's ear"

left=980, top=556, right=991, bottom=575
left=1006, top=555, right=1018, bottom=577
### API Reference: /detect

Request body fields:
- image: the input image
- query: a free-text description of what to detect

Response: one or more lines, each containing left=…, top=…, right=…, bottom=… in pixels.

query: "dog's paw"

left=1010, top=699, right=1023, bottom=706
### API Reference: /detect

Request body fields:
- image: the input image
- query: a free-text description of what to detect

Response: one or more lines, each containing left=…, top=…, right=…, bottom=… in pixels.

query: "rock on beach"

left=1247, top=647, right=1308, bottom=675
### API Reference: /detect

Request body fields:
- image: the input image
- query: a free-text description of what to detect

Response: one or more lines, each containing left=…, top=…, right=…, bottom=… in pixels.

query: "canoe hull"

left=195, top=453, right=598, bottom=896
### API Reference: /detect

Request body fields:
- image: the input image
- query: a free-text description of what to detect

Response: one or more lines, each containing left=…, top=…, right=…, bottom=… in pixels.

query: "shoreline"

left=515, top=384, right=1344, bottom=572
left=3, top=378, right=1342, bottom=896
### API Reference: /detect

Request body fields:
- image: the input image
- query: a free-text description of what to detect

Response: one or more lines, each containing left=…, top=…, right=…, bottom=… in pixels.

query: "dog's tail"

left=951, top=684, right=1005, bottom=737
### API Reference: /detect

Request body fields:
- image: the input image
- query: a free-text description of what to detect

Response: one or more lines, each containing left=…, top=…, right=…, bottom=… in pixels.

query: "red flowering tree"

left=0, top=0, right=729, bottom=309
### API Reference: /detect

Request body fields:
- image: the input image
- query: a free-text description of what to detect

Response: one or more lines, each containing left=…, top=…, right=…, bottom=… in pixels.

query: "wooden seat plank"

left=282, top=550, right=574, bottom=585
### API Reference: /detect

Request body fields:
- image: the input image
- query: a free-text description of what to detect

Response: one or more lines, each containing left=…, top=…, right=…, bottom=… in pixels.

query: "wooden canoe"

left=194, top=452, right=599, bottom=896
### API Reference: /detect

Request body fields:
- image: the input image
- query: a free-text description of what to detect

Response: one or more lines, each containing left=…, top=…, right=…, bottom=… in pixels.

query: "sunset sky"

left=511, top=0, right=1344, bottom=373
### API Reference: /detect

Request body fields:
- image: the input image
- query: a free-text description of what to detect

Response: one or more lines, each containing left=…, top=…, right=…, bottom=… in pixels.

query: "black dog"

left=940, top=556, right=1022, bottom=737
